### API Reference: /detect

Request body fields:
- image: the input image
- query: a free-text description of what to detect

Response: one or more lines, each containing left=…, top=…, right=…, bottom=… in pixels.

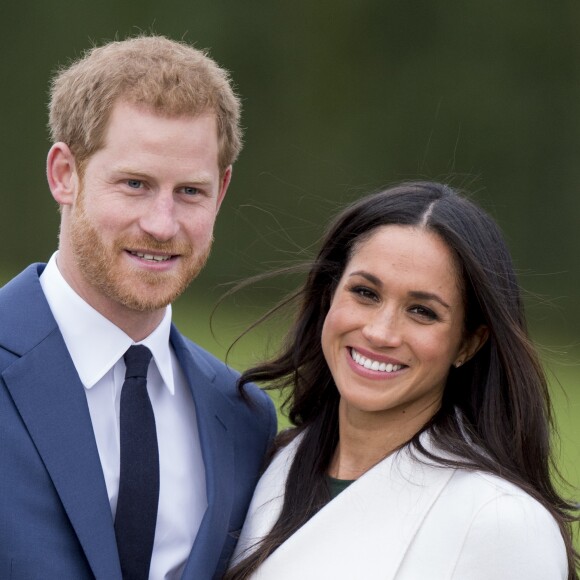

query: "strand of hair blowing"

left=225, top=267, right=341, bottom=579
left=225, top=182, right=578, bottom=579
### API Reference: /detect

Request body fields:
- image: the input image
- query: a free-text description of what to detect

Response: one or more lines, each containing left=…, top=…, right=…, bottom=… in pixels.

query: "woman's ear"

left=454, top=325, right=489, bottom=368
left=47, top=142, right=79, bottom=206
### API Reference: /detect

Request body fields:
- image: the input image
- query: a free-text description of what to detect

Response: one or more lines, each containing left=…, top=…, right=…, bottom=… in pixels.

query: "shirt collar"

left=39, top=252, right=175, bottom=393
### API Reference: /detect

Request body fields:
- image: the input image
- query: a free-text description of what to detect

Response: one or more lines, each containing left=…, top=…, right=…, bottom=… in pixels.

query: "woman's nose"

left=361, top=309, right=403, bottom=348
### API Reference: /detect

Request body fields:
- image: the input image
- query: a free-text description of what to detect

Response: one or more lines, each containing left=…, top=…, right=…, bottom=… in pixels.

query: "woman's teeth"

left=351, top=348, right=403, bottom=373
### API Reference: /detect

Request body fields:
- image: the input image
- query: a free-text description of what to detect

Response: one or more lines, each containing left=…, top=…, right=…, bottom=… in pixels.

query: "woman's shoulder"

left=400, top=454, right=568, bottom=579
left=421, top=446, right=562, bottom=535
left=405, top=433, right=567, bottom=569
left=414, top=425, right=563, bottom=523
left=446, top=469, right=559, bottom=528
left=444, top=470, right=568, bottom=578
left=450, top=467, right=544, bottom=501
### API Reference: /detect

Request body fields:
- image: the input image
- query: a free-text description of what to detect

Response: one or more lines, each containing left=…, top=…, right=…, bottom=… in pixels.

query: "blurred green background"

left=1, top=0, right=578, bottom=544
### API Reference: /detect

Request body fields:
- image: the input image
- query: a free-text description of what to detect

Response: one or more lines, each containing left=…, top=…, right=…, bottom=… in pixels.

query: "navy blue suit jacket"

left=0, top=264, right=277, bottom=579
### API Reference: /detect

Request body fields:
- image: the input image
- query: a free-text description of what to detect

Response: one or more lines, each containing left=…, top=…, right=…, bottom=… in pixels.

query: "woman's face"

left=321, top=225, right=481, bottom=428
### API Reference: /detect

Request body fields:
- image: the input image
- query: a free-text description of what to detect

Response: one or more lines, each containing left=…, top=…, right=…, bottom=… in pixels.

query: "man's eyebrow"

left=348, top=271, right=450, bottom=309
left=112, top=167, right=214, bottom=185
left=113, top=167, right=150, bottom=178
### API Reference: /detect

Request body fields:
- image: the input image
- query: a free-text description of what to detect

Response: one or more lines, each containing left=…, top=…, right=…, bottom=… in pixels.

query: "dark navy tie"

left=114, top=345, right=159, bottom=580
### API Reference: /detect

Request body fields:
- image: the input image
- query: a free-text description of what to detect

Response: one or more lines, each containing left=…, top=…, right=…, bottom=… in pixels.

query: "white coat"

left=232, top=432, right=568, bottom=579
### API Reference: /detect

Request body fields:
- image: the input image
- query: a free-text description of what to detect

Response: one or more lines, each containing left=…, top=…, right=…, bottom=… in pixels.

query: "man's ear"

left=454, top=325, right=489, bottom=368
left=46, top=142, right=79, bottom=206
left=216, top=165, right=232, bottom=212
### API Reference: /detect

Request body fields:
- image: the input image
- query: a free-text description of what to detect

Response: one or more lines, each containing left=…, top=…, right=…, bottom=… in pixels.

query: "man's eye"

left=127, top=179, right=142, bottom=189
left=182, top=186, right=199, bottom=196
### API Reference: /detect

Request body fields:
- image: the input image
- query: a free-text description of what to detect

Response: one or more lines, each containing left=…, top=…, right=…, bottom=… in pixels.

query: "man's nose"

left=138, top=192, right=179, bottom=242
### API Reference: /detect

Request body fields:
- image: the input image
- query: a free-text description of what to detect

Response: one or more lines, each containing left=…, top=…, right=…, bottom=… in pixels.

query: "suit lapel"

left=0, top=265, right=121, bottom=579
left=244, top=436, right=455, bottom=580
left=171, top=329, right=235, bottom=579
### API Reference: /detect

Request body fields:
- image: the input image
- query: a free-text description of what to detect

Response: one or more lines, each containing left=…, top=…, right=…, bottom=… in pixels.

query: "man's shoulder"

left=171, top=328, right=237, bottom=381
left=171, top=327, right=273, bottom=408
left=0, top=264, right=55, bottom=357
left=0, top=263, right=45, bottom=297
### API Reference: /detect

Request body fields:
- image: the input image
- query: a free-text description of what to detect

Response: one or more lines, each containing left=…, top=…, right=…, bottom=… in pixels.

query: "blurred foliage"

left=0, top=4, right=578, bottom=359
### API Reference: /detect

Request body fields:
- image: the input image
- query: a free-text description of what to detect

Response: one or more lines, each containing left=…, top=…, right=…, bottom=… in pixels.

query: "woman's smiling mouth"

left=350, top=348, right=405, bottom=373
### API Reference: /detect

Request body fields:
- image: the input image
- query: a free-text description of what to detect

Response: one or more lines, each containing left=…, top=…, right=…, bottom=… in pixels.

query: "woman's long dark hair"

left=225, top=182, right=578, bottom=579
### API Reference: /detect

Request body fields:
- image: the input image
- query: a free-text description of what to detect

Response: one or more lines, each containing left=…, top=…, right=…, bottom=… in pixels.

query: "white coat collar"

left=234, top=431, right=456, bottom=579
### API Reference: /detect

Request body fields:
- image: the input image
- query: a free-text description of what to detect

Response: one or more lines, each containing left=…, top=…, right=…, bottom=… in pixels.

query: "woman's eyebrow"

left=349, top=271, right=450, bottom=309
left=408, top=291, right=450, bottom=309
left=348, top=270, right=382, bottom=287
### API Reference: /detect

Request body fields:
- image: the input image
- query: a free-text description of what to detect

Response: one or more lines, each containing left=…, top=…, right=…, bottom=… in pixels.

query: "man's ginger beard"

left=68, top=191, right=212, bottom=312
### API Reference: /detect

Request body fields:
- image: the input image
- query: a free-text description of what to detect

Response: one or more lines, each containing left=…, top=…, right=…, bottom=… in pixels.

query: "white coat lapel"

left=232, top=434, right=299, bottom=563
left=238, top=434, right=455, bottom=580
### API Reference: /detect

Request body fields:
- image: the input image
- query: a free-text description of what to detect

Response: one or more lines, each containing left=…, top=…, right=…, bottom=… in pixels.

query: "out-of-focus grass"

left=546, top=363, right=580, bottom=552
left=548, top=365, right=580, bottom=488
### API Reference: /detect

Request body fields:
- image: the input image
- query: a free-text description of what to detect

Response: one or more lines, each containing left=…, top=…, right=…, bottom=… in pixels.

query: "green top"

left=327, top=476, right=355, bottom=498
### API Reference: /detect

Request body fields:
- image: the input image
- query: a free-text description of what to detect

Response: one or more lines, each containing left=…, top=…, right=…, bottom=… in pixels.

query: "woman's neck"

left=328, top=399, right=437, bottom=480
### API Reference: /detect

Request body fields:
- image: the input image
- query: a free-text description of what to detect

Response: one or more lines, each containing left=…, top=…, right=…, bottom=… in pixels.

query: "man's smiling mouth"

left=129, top=251, right=173, bottom=262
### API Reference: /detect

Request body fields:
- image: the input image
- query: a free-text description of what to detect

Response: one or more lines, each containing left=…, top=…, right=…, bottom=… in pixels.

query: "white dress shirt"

left=40, top=253, right=207, bottom=580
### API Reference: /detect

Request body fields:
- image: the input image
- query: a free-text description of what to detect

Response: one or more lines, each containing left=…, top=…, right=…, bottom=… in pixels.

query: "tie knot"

left=124, top=345, right=153, bottom=380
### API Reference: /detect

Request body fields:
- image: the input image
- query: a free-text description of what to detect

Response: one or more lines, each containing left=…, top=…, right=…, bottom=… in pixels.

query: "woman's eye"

left=351, top=286, right=378, bottom=301
left=409, top=305, right=438, bottom=320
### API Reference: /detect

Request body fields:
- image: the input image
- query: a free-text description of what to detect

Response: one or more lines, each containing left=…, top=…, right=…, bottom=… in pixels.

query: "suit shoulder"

left=0, top=264, right=44, bottom=296
left=0, top=264, right=54, bottom=358
left=175, top=333, right=275, bottom=415
left=178, top=334, right=238, bottom=379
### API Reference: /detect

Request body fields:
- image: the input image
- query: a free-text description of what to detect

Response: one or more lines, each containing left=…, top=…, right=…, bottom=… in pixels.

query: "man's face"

left=60, top=100, right=229, bottom=321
